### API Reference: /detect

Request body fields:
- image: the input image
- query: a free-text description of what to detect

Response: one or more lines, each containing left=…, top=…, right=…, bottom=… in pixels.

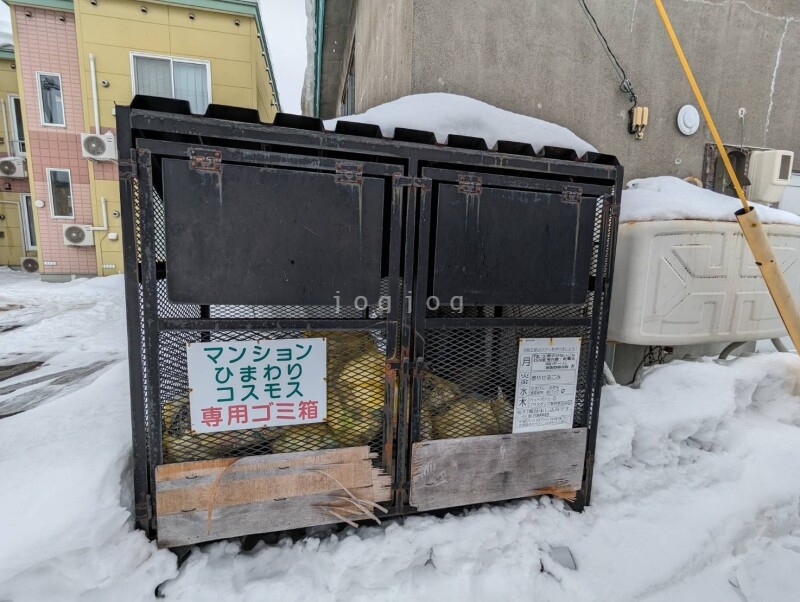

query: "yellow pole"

left=654, top=0, right=800, bottom=352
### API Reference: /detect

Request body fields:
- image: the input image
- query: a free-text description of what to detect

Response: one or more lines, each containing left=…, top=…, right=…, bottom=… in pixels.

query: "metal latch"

left=119, top=159, right=138, bottom=180
left=561, top=185, right=583, bottom=204
left=189, top=148, right=222, bottom=172
left=335, top=162, right=363, bottom=185
left=457, top=175, right=482, bottom=195
left=393, top=175, right=431, bottom=190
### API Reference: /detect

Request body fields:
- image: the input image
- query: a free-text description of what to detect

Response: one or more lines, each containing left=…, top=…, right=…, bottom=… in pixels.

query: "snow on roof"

left=324, top=93, right=597, bottom=156
left=621, top=176, right=800, bottom=226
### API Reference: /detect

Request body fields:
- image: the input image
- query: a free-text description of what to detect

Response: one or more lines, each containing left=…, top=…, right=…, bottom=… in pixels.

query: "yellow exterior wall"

left=0, top=193, right=24, bottom=266
left=64, top=0, right=278, bottom=275
left=88, top=176, right=123, bottom=275
left=0, top=55, right=33, bottom=267
left=72, top=0, right=277, bottom=132
left=0, top=58, right=19, bottom=157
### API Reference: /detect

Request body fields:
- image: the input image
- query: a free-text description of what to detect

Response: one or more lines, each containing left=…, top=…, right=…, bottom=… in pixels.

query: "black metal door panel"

left=162, top=160, right=385, bottom=306
left=431, top=183, right=595, bottom=306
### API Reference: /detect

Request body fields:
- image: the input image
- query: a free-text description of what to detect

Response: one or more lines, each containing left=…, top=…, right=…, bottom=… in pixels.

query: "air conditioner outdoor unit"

left=81, top=132, right=117, bottom=161
left=748, top=149, right=794, bottom=206
left=63, top=224, right=95, bottom=247
left=0, top=156, right=27, bottom=179
left=20, top=257, right=39, bottom=273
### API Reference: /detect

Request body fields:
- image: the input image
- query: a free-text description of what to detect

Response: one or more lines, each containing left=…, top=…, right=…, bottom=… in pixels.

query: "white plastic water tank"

left=607, top=220, right=800, bottom=345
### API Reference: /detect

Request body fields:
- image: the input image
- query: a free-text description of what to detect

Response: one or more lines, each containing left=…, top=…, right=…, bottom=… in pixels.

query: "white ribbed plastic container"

left=607, top=220, right=800, bottom=345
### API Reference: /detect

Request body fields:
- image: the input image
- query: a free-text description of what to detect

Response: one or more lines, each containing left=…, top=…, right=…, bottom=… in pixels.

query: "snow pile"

left=325, top=93, right=597, bottom=157
left=3, top=269, right=800, bottom=601
left=0, top=272, right=175, bottom=601
left=621, top=176, right=800, bottom=225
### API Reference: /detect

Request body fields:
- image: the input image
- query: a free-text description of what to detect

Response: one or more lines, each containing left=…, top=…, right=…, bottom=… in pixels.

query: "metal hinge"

left=610, top=204, right=621, bottom=217
left=119, top=159, right=138, bottom=180
left=189, top=148, right=222, bottom=172
left=393, top=175, right=431, bottom=190
left=335, top=162, right=363, bottom=185
left=457, top=174, right=482, bottom=194
left=561, top=185, right=583, bottom=204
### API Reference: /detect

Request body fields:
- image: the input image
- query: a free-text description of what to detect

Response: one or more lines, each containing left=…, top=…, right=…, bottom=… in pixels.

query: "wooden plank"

left=156, top=446, right=375, bottom=482
left=158, top=462, right=375, bottom=514
left=155, top=447, right=391, bottom=547
left=158, top=489, right=379, bottom=548
left=409, top=428, right=587, bottom=511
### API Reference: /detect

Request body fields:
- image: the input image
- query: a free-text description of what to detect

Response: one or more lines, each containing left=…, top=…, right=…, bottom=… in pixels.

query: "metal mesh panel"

left=158, top=329, right=390, bottom=463
left=418, top=325, right=592, bottom=440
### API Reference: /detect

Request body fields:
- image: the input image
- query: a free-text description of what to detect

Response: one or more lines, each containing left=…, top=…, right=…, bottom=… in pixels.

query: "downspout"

left=0, top=99, right=10, bottom=155
left=89, top=53, right=100, bottom=134
left=314, top=0, right=325, bottom=117
left=89, top=197, right=109, bottom=232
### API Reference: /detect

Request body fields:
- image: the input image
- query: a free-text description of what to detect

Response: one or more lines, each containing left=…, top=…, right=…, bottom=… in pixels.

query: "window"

left=37, top=73, right=65, bottom=126
left=8, top=95, right=25, bottom=155
left=47, top=169, right=73, bottom=218
left=132, top=54, right=211, bottom=113
left=20, top=194, right=36, bottom=250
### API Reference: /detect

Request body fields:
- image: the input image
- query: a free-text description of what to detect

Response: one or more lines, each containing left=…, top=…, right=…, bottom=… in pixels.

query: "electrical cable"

left=577, top=0, right=638, bottom=108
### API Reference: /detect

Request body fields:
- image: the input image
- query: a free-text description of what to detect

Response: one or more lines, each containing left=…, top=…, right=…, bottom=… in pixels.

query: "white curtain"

left=133, top=56, right=172, bottom=99
left=173, top=61, right=209, bottom=113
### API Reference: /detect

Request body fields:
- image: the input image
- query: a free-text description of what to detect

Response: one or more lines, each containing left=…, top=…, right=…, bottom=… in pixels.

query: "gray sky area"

left=0, top=0, right=307, bottom=114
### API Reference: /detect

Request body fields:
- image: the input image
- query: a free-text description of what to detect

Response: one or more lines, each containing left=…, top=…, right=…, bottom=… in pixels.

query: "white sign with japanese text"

left=512, top=337, right=581, bottom=433
left=187, top=338, right=327, bottom=433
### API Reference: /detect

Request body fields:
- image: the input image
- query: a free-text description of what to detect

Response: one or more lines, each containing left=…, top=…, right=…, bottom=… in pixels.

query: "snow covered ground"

left=2, top=269, right=800, bottom=601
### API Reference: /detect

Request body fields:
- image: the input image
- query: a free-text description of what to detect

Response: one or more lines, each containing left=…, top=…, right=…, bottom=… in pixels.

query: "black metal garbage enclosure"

left=117, top=96, right=622, bottom=548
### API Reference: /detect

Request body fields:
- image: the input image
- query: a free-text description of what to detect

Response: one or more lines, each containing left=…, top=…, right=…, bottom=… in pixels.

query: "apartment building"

left=0, top=0, right=279, bottom=279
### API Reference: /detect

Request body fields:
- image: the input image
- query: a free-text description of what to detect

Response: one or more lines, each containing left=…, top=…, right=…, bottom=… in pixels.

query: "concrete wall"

left=348, top=0, right=800, bottom=181
left=351, top=0, right=413, bottom=114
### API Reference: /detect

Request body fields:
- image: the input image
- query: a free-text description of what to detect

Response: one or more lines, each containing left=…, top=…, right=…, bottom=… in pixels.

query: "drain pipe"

left=719, top=341, right=747, bottom=360
left=89, top=196, right=109, bottom=232
left=655, top=0, right=800, bottom=354
left=0, top=99, right=9, bottom=155
left=89, top=53, right=100, bottom=134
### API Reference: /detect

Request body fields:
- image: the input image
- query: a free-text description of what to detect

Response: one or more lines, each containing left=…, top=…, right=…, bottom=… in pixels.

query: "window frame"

left=46, top=168, right=74, bottom=219
left=35, top=71, right=66, bottom=128
left=129, top=52, right=212, bottom=112
left=20, top=193, right=36, bottom=251
left=8, top=94, right=26, bottom=156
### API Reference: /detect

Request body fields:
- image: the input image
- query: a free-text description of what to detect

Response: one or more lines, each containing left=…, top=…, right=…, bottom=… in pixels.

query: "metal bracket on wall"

left=189, top=149, right=222, bottom=173
left=335, top=162, right=363, bottom=185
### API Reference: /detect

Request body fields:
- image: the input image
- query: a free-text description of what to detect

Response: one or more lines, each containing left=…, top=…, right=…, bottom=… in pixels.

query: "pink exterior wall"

left=14, top=6, right=94, bottom=275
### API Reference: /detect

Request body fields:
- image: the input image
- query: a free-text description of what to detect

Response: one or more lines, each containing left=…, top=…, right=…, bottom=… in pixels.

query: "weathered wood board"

left=409, top=428, right=587, bottom=511
left=155, top=446, right=391, bottom=547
